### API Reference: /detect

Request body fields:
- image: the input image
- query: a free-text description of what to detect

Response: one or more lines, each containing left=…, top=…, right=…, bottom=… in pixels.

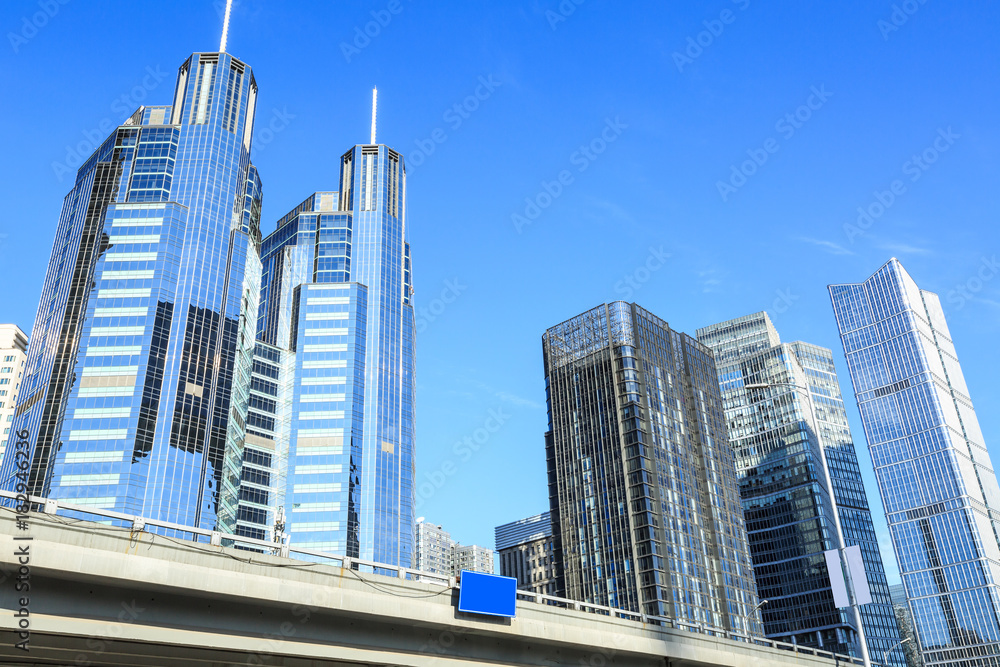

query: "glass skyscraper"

left=252, top=145, right=415, bottom=566
left=543, top=302, right=761, bottom=634
left=1, top=51, right=263, bottom=535
left=831, top=258, right=1000, bottom=666
left=697, top=312, right=904, bottom=664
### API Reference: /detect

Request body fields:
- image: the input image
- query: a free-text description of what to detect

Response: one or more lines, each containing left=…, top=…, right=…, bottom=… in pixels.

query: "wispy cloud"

left=878, top=242, right=931, bottom=256
left=798, top=237, right=854, bottom=256
left=472, top=380, right=542, bottom=409
left=698, top=267, right=725, bottom=294
left=495, top=391, right=541, bottom=409
left=582, top=196, right=635, bottom=225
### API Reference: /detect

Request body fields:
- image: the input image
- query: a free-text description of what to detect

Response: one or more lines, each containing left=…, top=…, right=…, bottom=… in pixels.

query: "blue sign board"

left=457, top=570, right=517, bottom=618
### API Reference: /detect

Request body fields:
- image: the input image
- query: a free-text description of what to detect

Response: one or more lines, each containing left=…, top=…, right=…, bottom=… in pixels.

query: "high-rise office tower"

left=830, top=258, right=1000, bottom=666
left=0, top=325, right=28, bottom=460
left=495, top=511, right=559, bottom=595
left=697, top=312, right=903, bottom=663
left=543, top=302, right=761, bottom=633
left=1, top=49, right=263, bottom=536
left=252, top=127, right=415, bottom=566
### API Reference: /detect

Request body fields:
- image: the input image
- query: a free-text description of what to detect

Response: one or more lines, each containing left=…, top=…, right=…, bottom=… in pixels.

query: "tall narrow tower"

left=1, top=42, right=263, bottom=536
left=830, top=258, right=1000, bottom=667
left=252, top=99, right=415, bottom=567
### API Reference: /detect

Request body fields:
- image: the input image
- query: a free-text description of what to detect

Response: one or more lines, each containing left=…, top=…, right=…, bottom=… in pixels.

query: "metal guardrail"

left=0, top=489, right=863, bottom=665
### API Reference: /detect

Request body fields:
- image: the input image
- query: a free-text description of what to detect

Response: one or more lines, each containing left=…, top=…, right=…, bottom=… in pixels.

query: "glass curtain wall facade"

left=697, top=312, right=903, bottom=664
left=235, top=341, right=290, bottom=544
left=831, top=258, right=1000, bottom=667
left=251, top=144, right=415, bottom=567
left=1, top=52, right=262, bottom=535
left=543, top=302, right=761, bottom=634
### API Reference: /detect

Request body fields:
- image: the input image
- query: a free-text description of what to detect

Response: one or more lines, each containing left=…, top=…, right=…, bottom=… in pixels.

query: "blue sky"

left=2, top=0, right=999, bottom=583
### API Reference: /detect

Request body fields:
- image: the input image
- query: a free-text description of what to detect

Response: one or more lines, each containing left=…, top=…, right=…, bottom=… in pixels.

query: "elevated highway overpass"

left=0, top=494, right=861, bottom=666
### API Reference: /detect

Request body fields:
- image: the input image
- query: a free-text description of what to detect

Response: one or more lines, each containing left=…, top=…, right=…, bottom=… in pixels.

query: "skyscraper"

left=0, top=325, right=28, bottom=461
left=252, top=133, right=415, bottom=566
left=697, top=312, right=903, bottom=663
left=543, top=302, right=761, bottom=633
left=830, top=258, right=1000, bottom=666
left=1, top=50, right=263, bottom=536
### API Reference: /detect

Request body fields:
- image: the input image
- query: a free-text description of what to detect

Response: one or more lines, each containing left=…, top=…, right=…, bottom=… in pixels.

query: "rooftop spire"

left=370, top=87, right=378, bottom=145
left=219, top=0, right=233, bottom=53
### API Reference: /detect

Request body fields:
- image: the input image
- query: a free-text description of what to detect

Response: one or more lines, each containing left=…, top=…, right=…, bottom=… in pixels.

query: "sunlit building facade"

left=830, top=258, right=1000, bottom=666
left=543, top=302, right=761, bottom=634
left=253, top=143, right=415, bottom=566
left=0, top=325, right=28, bottom=461
left=697, top=312, right=903, bottom=664
left=1, top=52, right=263, bottom=535
left=496, top=512, right=559, bottom=595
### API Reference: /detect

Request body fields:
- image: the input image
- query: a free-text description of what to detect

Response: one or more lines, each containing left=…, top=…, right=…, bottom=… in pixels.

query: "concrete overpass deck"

left=0, top=495, right=861, bottom=666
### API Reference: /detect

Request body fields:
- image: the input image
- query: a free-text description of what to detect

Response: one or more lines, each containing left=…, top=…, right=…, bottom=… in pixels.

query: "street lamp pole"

left=745, top=599, right=768, bottom=640
left=745, top=381, right=872, bottom=667
left=883, top=637, right=910, bottom=667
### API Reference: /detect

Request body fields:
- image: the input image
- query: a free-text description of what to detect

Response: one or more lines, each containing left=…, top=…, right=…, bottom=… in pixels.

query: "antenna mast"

left=219, top=0, right=233, bottom=52
left=370, top=87, right=378, bottom=145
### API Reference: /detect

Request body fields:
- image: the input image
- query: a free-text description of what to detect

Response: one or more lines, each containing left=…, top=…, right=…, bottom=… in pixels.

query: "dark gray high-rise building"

left=697, top=312, right=903, bottom=664
left=542, top=302, right=761, bottom=634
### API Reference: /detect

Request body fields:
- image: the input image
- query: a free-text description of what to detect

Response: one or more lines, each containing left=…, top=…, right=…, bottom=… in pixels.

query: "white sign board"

left=824, top=548, right=851, bottom=608
left=824, top=545, right=873, bottom=608
left=845, top=544, right=873, bottom=605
